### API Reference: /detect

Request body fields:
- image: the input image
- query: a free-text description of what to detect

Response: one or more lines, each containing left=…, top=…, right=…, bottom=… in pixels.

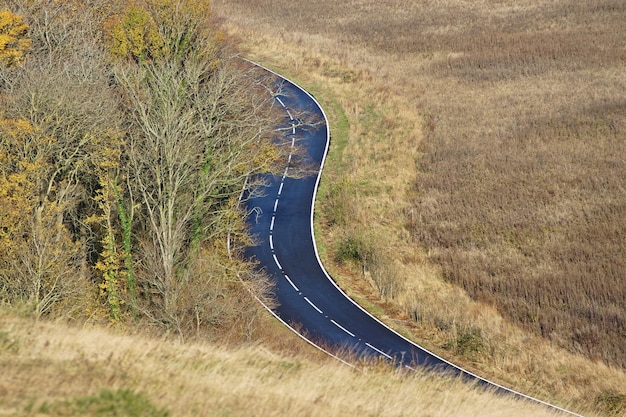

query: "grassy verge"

left=0, top=308, right=567, bottom=417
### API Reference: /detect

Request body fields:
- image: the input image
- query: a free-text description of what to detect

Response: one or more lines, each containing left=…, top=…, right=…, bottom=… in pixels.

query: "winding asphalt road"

left=243, top=64, right=583, bottom=417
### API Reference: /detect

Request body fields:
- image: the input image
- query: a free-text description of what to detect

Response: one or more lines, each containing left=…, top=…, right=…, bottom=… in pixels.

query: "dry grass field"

left=213, top=0, right=626, bottom=415
left=0, top=309, right=566, bottom=417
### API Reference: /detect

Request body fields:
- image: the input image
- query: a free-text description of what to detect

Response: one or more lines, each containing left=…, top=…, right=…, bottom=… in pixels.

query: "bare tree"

left=105, top=1, right=298, bottom=334
left=114, top=44, right=292, bottom=330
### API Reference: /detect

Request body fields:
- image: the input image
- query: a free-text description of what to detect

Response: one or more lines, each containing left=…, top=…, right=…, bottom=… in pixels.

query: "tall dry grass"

left=0, top=309, right=568, bottom=417
left=213, top=0, right=626, bottom=415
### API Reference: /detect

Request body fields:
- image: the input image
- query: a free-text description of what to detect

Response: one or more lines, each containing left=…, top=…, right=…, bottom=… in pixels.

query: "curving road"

left=243, top=63, right=583, bottom=417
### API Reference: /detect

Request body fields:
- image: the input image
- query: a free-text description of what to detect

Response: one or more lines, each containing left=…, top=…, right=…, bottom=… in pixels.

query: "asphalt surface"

left=242, top=68, right=582, bottom=417
left=243, top=76, right=466, bottom=372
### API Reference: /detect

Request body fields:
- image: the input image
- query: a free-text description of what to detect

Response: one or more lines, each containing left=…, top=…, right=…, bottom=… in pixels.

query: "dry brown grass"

left=213, top=0, right=626, bottom=415
left=0, top=309, right=570, bottom=417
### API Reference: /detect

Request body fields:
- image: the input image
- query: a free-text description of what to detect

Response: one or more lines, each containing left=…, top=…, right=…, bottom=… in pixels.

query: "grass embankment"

left=0, top=310, right=563, bottom=417
left=213, top=1, right=626, bottom=415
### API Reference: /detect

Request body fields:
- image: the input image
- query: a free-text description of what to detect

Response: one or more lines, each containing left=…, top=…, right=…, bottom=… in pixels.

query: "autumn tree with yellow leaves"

left=0, top=9, right=31, bottom=67
left=0, top=0, right=294, bottom=340
left=0, top=118, right=86, bottom=317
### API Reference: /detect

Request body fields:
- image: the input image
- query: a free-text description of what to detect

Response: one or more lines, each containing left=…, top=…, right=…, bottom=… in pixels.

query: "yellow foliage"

left=0, top=118, right=34, bottom=138
left=0, top=118, right=48, bottom=178
left=106, top=4, right=165, bottom=62
left=104, top=0, right=219, bottom=62
left=251, top=142, right=281, bottom=173
left=0, top=117, right=86, bottom=316
left=0, top=171, right=33, bottom=250
left=0, top=119, right=46, bottom=252
left=95, top=233, right=125, bottom=322
left=0, top=10, right=31, bottom=67
left=85, top=131, right=124, bottom=172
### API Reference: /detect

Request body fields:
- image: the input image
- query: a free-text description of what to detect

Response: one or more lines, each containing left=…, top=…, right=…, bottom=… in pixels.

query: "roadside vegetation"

left=0, top=0, right=289, bottom=343
left=213, top=0, right=626, bottom=415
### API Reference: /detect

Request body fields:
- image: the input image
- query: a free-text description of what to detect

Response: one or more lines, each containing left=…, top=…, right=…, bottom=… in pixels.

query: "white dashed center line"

left=272, top=254, right=282, bottom=270
left=272, top=94, right=365, bottom=358
left=284, top=274, right=299, bottom=292
left=366, top=343, right=393, bottom=360
left=330, top=319, right=356, bottom=338
left=304, top=297, right=324, bottom=315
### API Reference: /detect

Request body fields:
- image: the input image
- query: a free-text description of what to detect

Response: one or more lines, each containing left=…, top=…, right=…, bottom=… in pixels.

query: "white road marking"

left=330, top=320, right=356, bottom=338
left=283, top=166, right=289, bottom=178
left=365, top=343, right=393, bottom=359
left=276, top=97, right=286, bottom=107
left=249, top=60, right=584, bottom=417
left=284, top=275, right=299, bottom=291
left=288, top=154, right=292, bottom=163
left=269, top=234, right=274, bottom=250
left=273, top=254, right=282, bottom=270
left=270, top=216, right=275, bottom=231
left=286, top=110, right=293, bottom=120
left=278, top=182, right=284, bottom=196
left=292, top=126, right=296, bottom=135
left=304, top=297, right=324, bottom=314
left=273, top=198, right=279, bottom=213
